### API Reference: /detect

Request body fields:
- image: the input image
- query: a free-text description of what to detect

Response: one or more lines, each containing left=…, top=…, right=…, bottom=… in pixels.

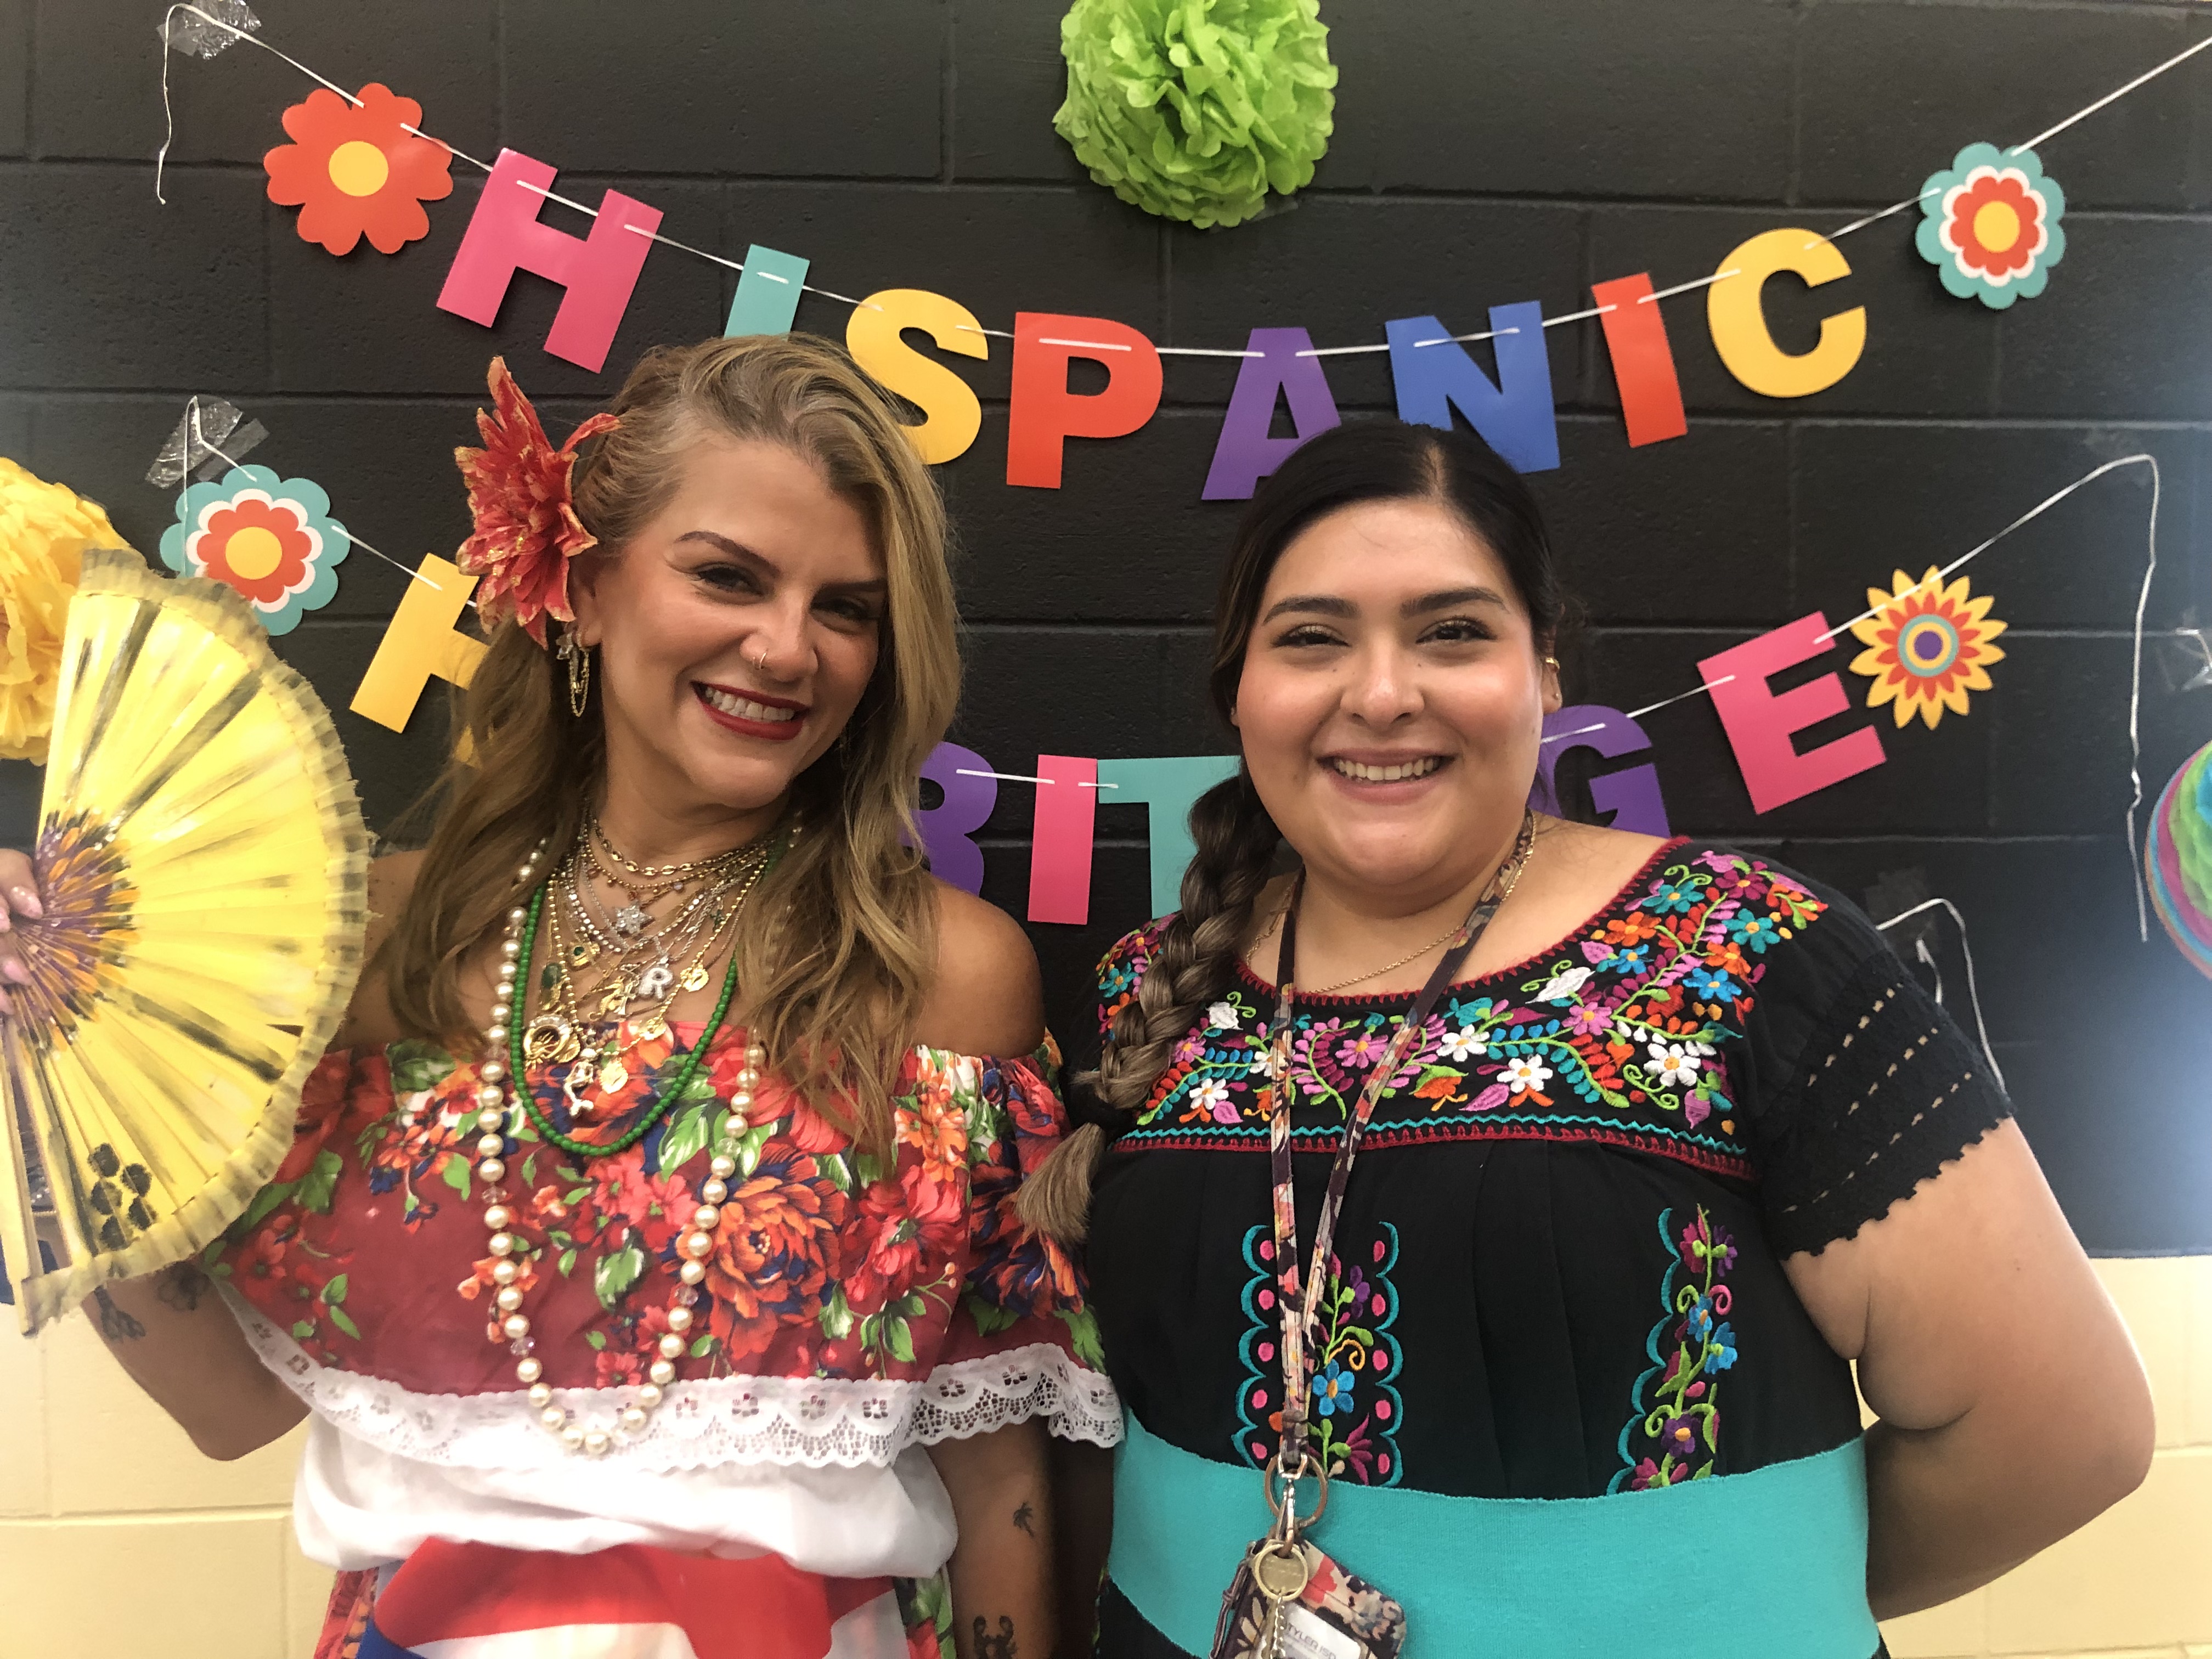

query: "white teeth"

left=700, top=686, right=799, bottom=723
left=1329, top=757, right=1443, bottom=783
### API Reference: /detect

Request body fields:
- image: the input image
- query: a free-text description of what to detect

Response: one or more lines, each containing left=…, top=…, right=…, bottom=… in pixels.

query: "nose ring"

left=750, top=647, right=771, bottom=673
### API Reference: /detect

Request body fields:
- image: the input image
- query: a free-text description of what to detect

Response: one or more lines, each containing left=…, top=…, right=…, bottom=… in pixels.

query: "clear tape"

left=147, top=396, right=264, bottom=486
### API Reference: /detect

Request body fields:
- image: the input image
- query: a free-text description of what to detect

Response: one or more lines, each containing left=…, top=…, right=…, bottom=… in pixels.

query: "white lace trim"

left=224, top=1289, right=1122, bottom=1474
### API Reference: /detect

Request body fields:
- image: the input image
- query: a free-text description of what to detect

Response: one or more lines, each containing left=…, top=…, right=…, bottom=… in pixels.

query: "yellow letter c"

left=1706, top=229, right=1866, bottom=399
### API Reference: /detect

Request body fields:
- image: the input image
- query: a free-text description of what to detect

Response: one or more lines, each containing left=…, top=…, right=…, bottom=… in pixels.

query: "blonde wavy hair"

left=383, top=335, right=960, bottom=1147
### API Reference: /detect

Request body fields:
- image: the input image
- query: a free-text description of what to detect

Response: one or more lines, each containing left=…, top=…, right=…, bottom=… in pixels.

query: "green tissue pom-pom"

left=1054, top=0, right=1339, bottom=230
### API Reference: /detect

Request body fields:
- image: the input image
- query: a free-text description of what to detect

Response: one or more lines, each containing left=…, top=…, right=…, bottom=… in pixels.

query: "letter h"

left=437, top=149, right=663, bottom=374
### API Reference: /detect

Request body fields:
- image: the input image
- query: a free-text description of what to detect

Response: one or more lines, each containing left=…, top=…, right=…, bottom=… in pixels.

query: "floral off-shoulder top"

left=211, top=1018, right=1118, bottom=1586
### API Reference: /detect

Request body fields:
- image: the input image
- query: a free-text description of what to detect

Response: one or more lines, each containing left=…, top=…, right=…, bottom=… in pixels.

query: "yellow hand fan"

left=1, top=548, right=369, bottom=1333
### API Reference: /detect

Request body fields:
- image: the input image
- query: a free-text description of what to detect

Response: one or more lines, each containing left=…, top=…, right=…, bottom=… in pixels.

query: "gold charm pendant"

left=598, top=1057, right=629, bottom=1094
left=523, top=1013, right=579, bottom=1066
left=678, top=963, right=709, bottom=993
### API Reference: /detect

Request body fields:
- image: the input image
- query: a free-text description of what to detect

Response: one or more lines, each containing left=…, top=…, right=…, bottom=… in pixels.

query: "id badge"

left=1211, top=1538, right=1408, bottom=1659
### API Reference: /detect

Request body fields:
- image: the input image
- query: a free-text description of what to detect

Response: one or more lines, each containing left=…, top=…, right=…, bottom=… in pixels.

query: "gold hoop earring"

left=561, top=635, right=592, bottom=717
left=1543, top=656, right=1561, bottom=671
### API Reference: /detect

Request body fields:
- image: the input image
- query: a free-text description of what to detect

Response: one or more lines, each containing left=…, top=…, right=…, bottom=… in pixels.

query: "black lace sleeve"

left=1736, top=873, right=2013, bottom=1259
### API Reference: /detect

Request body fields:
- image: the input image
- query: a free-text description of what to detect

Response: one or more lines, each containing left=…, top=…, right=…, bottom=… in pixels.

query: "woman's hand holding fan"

left=0, top=549, right=369, bottom=1334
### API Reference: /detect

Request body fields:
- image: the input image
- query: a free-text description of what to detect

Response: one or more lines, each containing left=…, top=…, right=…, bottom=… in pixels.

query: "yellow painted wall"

left=0, top=1259, right=2208, bottom=1659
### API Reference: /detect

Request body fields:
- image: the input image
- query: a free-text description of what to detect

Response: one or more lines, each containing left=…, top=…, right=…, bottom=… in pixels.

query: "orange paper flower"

left=454, top=359, right=619, bottom=646
left=264, top=83, right=453, bottom=256
left=1848, top=567, right=2007, bottom=730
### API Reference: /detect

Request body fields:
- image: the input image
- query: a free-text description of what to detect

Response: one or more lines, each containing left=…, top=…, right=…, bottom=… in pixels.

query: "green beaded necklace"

left=506, top=881, right=746, bottom=1161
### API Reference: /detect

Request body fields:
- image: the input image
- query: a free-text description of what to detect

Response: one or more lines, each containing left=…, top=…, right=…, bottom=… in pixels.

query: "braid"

left=1018, top=770, right=1281, bottom=1241
left=1096, top=771, right=1280, bottom=1113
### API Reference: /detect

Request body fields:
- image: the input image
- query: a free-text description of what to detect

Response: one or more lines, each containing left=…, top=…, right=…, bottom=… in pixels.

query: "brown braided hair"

left=1020, top=420, right=1567, bottom=1239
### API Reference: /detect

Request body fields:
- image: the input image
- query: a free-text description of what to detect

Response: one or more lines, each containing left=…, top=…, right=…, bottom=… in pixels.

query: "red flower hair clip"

left=454, top=358, right=619, bottom=647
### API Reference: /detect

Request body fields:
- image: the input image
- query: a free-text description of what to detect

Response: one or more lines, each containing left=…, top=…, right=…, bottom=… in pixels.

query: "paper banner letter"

left=1699, top=614, right=1886, bottom=814
left=1007, top=313, right=1164, bottom=489
left=847, top=290, right=988, bottom=465
left=1201, top=328, right=1342, bottom=500
left=1028, top=755, right=1099, bottom=926
left=915, top=743, right=996, bottom=895
left=1706, top=229, right=1866, bottom=399
left=1096, top=754, right=1242, bottom=918
left=351, top=555, right=486, bottom=732
left=436, top=149, right=663, bottom=374
left=1591, top=274, right=1687, bottom=449
left=724, top=244, right=811, bottom=338
left=1532, top=706, right=1672, bottom=836
left=1386, top=304, right=1559, bottom=473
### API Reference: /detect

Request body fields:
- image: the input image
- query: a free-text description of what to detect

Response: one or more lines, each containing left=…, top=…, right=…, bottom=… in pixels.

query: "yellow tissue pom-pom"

left=0, top=459, right=132, bottom=763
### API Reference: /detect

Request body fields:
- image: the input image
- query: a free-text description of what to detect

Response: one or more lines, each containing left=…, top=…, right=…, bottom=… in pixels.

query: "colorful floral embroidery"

left=1233, top=1224, right=1403, bottom=1485
left=1611, top=1206, right=1740, bottom=1492
left=1106, top=846, right=1827, bottom=1178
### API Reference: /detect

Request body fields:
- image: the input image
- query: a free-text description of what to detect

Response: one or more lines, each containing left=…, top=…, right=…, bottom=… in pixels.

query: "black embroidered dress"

left=1075, top=840, right=2009, bottom=1659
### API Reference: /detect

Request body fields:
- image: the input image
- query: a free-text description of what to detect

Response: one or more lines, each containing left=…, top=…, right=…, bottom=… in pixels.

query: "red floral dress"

left=214, top=1020, right=1117, bottom=1659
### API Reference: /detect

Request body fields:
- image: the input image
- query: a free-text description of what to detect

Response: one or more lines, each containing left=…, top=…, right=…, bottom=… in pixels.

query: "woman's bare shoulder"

left=912, top=878, right=1045, bottom=1058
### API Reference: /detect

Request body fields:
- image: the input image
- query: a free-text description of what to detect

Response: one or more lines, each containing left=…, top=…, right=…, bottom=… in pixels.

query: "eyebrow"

left=675, top=530, right=888, bottom=594
left=1259, top=586, right=1509, bottom=625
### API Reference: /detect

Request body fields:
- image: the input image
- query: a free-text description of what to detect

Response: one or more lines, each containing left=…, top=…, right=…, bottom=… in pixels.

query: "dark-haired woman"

left=1031, top=421, right=2152, bottom=1657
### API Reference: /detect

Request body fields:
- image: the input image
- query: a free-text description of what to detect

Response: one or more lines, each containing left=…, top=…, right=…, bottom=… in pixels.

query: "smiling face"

left=1234, top=497, right=1560, bottom=906
left=569, top=432, right=887, bottom=827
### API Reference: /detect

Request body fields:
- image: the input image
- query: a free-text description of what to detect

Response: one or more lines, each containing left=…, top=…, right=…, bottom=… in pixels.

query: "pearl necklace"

left=473, top=839, right=763, bottom=1457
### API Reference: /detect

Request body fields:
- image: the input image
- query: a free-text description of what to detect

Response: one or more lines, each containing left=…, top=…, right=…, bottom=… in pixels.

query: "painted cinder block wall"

left=0, top=1, right=2206, bottom=1654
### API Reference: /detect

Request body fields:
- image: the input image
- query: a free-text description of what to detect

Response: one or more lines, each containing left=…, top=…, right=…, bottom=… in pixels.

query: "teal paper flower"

left=1915, top=142, right=2067, bottom=309
left=1054, top=0, right=1338, bottom=230
left=159, top=465, right=348, bottom=634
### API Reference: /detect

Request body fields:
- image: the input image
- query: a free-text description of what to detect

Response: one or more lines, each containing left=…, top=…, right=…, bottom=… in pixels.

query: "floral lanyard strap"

left=1261, top=812, right=1536, bottom=1499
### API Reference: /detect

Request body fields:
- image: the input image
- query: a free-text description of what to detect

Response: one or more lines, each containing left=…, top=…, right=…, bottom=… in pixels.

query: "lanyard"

left=1261, top=817, right=1533, bottom=1475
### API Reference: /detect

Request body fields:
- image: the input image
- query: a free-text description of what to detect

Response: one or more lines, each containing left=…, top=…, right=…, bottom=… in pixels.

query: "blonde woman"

left=0, top=336, right=1116, bottom=1659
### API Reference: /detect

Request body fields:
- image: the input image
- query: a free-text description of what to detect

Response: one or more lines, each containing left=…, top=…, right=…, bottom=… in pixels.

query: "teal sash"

left=1107, top=1417, right=1880, bottom=1659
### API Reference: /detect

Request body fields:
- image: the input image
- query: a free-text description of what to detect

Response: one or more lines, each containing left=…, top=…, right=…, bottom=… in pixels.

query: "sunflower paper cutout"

left=1848, top=567, right=2007, bottom=730
left=159, top=466, right=349, bottom=635
left=1915, top=142, right=2067, bottom=309
left=264, top=83, right=453, bottom=256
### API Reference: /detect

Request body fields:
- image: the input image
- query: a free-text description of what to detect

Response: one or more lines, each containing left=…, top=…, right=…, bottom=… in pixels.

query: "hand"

left=0, top=847, right=42, bottom=1018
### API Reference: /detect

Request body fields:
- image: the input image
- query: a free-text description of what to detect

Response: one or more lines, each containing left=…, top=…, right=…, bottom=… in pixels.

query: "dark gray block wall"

left=1, top=0, right=2206, bottom=1248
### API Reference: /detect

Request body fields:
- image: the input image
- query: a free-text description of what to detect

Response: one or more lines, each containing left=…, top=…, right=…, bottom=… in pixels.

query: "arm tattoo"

left=155, top=1262, right=211, bottom=1314
left=1012, top=1500, right=1035, bottom=1537
left=973, top=1616, right=1017, bottom=1659
left=92, top=1286, right=145, bottom=1341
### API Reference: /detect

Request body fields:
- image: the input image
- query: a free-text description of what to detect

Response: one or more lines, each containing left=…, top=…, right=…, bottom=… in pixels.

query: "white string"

left=1294, top=342, right=1392, bottom=358
left=1804, top=189, right=1940, bottom=252
left=187, top=405, right=460, bottom=600
left=804, top=284, right=884, bottom=311
left=1037, top=336, right=1132, bottom=352
left=158, top=4, right=355, bottom=203
left=1543, top=303, right=1617, bottom=328
left=1156, top=346, right=1265, bottom=358
left=1626, top=676, right=1736, bottom=721
left=400, top=123, right=492, bottom=174
left=2124, top=457, right=2162, bottom=943
left=1639, top=269, right=1741, bottom=304
left=2011, top=32, right=2212, bottom=154
left=1414, top=326, right=1520, bottom=348
left=1875, top=898, right=2007, bottom=1093
left=956, top=768, right=1051, bottom=785
left=956, top=324, right=1017, bottom=341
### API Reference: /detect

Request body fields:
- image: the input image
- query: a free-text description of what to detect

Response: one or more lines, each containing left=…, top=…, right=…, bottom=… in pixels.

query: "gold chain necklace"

left=1267, top=810, right=1539, bottom=996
